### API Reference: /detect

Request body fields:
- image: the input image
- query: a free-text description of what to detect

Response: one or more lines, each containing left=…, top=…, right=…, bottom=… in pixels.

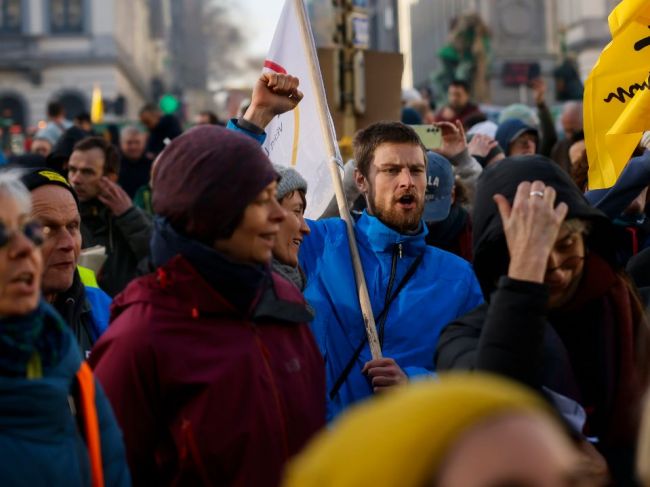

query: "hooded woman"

left=436, top=156, right=650, bottom=485
left=0, top=171, right=129, bottom=487
left=283, top=373, right=599, bottom=487
left=89, top=125, right=325, bottom=487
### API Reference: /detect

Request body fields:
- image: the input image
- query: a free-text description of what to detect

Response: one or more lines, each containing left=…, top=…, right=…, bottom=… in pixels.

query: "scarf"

left=0, top=300, right=67, bottom=378
left=551, top=253, right=646, bottom=447
left=151, top=217, right=269, bottom=313
left=272, top=258, right=306, bottom=291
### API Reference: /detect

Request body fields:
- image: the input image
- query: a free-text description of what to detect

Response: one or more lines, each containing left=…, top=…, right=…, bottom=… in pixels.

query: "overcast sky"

left=237, top=0, right=285, bottom=57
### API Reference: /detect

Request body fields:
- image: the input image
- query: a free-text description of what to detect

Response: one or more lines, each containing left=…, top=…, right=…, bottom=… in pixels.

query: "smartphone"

left=410, top=125, right=442, bottom=150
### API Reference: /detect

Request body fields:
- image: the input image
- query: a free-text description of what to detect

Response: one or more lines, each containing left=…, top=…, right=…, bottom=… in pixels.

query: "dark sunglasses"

left=0, top=220, right=44, bottom=248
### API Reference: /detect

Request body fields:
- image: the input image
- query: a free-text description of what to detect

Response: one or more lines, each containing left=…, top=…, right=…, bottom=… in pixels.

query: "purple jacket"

left=90, top=255, right=326, bottom=487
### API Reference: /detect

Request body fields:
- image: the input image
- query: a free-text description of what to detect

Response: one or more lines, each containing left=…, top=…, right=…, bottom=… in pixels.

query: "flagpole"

left=293, top=0, right=382, bottom=360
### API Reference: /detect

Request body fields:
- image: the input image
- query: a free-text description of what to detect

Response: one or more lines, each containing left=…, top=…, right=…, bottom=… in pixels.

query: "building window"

left=0, top=0, right=22, bottom=34
left=50, top=0, right=84, bottom=34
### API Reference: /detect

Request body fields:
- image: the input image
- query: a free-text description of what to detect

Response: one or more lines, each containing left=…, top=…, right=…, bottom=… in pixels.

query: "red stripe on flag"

left=264, top=60, right=287, bottom=74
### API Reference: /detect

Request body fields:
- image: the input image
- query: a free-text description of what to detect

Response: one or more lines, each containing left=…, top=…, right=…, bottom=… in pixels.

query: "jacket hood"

left=472, top=155, right=612, bottom=296
left=356, top=211, right=428, bottom=256
left=495, top=119, right=538, bottom=155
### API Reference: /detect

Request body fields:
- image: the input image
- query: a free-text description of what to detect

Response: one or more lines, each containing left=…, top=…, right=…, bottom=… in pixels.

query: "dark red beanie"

left=153, top=125, right=278, bottom=243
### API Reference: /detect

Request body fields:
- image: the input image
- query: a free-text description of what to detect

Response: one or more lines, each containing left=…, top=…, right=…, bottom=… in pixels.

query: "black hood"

left=472, top=155, right=614, bottom=297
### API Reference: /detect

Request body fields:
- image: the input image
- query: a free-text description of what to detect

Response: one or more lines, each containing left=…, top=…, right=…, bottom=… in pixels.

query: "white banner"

left=262, top=0, right=340, bottom=219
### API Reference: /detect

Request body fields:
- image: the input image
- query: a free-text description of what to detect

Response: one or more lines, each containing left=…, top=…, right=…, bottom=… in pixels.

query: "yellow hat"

left=283, top=373, right=554, bottom=487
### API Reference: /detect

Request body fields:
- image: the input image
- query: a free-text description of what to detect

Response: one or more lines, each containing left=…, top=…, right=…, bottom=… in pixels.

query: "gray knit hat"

left=273, top=164, right=308, bottom=202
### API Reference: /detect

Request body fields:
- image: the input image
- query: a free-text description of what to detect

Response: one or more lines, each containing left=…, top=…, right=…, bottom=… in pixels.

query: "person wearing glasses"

left=0, top=171, right=129, bottom=486
left=435, top=155, right=650, bottom=485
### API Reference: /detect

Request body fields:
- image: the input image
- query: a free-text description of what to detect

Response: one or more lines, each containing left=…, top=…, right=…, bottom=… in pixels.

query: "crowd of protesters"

left=1, top=64, right=650, bottom=487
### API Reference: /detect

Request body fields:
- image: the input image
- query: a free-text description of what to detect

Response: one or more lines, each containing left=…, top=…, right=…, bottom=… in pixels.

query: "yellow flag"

left=90, top=84, right=104, bottom=124
left=584, top=0, right=650, bottom=189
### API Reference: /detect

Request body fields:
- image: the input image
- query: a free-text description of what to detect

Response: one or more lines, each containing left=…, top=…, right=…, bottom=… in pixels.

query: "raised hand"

left=242, top=73, right=304, bottom=129
left=493, top=180, right=568, bottom=283
left=435, top=120, right=467, bottom=158
left=468, top=133, right=498, bottom=158
left=98, top=177, right=133, bottom=217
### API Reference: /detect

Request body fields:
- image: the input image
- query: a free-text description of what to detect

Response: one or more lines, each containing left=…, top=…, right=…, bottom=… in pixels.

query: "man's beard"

left=367, top=186, right=424, bottom=234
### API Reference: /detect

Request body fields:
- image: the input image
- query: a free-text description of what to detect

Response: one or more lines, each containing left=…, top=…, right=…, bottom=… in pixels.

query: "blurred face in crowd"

left=448, top=84, right=470, bottom=112
left=356, top=142, right=427, bottom=233
left=509, top=133, right=538, bottom=156
left=214, top=181, right=287, bottom=265
left=0, top=192, right=43, bottom=316
left=121, top=132, right=146, bottom=160
left=436, top=413, right=600, bottom=487
left=31, top=139, right=52, bottom=158
left=140, top=110, right=161, bottom=130
left=561, top=103, right=583, bottom=140
left=31, top=186, right=81, bottom=299
left=273, top=190, right=310, bottom=267
left=68, top=148, right=106, bottom=202
left=545, top=222, right=586, bottom=309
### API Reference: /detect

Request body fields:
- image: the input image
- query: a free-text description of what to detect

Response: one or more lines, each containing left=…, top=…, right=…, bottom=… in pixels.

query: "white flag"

left=262, top=0, right=340, bottom=219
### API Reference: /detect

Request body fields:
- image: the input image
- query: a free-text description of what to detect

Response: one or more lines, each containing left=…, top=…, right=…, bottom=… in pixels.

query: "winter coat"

left=53, top=267, right=111, bottom=358
left=0, top=301, right=130, bottom=487
left=118, top=155, right=153, bottom=198
left=90, top=253, right=326, bottom=487
left=144, top=114, right=182, bottom=158
left=435, top=156, right=649, bottom=485
left=80, top=200, right=152, bottom=297
left=300, top=211, right=484, bottom=420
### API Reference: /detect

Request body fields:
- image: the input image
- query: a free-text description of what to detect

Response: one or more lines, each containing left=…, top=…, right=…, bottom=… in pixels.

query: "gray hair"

left=120, top=124, right=144, bottom=140
left=0, top=169, right=31, bottom=214
left=562, top=218, right=591, bottom=236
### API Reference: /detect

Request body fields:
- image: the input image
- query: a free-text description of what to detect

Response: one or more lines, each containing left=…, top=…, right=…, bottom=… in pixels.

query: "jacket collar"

left=355, top=210, right=428, bottom=255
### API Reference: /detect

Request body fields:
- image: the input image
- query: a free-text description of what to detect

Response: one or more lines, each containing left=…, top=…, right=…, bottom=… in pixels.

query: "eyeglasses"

left=546, top=255, right=585, bottom=274
left=0, top=221, right=44, bottom=248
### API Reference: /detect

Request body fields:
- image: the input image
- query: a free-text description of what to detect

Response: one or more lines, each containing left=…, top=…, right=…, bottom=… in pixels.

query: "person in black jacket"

left=435, top=155, right=650, bottom=486
left=139, top=104, right=182, bottom=160
left=68, top=136, right=152, bottom=297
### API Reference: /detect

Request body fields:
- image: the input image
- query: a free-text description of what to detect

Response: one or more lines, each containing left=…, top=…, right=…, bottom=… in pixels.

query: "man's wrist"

left=242, top=105, right=274, bottom=130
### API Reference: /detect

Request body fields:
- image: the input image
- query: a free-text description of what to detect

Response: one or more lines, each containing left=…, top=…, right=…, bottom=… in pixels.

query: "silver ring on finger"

left=529, top=191, right=544, bottom=198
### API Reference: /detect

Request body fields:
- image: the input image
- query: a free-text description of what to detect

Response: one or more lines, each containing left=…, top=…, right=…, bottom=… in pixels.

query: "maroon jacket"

left=90, top=255, right=326, bottom=487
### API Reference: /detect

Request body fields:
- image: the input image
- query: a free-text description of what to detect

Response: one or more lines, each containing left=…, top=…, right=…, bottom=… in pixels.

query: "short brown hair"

left=353, top=122, right=426, bottom=178
left=72, top=136, right=120, bottom=175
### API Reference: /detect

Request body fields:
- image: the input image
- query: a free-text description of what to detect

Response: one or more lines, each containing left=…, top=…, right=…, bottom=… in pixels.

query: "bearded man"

left=298, top=122, right=484, bottom=419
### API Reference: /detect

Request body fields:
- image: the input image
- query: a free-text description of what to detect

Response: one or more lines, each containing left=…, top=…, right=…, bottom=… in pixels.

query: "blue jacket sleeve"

left=95, top=379, right=132, bottom=487
left=299, top=218, right=336, bottom=280
left=226, top=119, right=267, bottom=145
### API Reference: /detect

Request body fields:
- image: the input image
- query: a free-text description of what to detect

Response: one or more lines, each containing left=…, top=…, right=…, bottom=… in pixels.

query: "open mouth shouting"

left=396, top=193, right=417, bottom=210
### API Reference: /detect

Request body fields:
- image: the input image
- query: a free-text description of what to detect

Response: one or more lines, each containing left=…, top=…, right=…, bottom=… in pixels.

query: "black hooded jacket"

left=435, top=156, right=645, bottom=485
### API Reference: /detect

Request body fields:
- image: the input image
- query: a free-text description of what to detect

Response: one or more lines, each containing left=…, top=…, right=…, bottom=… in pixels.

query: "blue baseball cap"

left=423, top=152, right=453, bottom=222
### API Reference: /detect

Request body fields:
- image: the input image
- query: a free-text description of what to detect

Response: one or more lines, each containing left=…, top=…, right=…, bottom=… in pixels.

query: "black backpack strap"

left=328, top=252, right=424, bottom=400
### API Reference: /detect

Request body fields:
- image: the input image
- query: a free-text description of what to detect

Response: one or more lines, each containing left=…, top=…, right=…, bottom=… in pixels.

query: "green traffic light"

left=159, top=94, right=180, bottom=114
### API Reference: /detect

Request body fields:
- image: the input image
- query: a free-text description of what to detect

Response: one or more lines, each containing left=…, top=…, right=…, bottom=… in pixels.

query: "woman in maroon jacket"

left=90, top=125, right=326, bottom=487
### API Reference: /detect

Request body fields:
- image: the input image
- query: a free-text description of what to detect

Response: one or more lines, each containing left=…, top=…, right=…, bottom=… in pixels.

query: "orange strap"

left=76, top=362, right=105, bottom=487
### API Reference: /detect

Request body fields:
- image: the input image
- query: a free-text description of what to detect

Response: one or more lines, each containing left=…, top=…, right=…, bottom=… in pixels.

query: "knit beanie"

left=273, top=164, right=308, bottom=202
left=20, top=167, right=79, bottom=204
left=153, top=125, right=278, bottom=243
left=283, top=373, right=556, bottom=487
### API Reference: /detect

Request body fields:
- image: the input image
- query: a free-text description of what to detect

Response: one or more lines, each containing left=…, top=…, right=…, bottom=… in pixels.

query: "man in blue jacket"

left=229, top=73, right=484, bottom=420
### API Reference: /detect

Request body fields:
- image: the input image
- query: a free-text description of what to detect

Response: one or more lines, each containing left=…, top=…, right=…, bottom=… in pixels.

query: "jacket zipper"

left=380, top=243, right=402, bottom=344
